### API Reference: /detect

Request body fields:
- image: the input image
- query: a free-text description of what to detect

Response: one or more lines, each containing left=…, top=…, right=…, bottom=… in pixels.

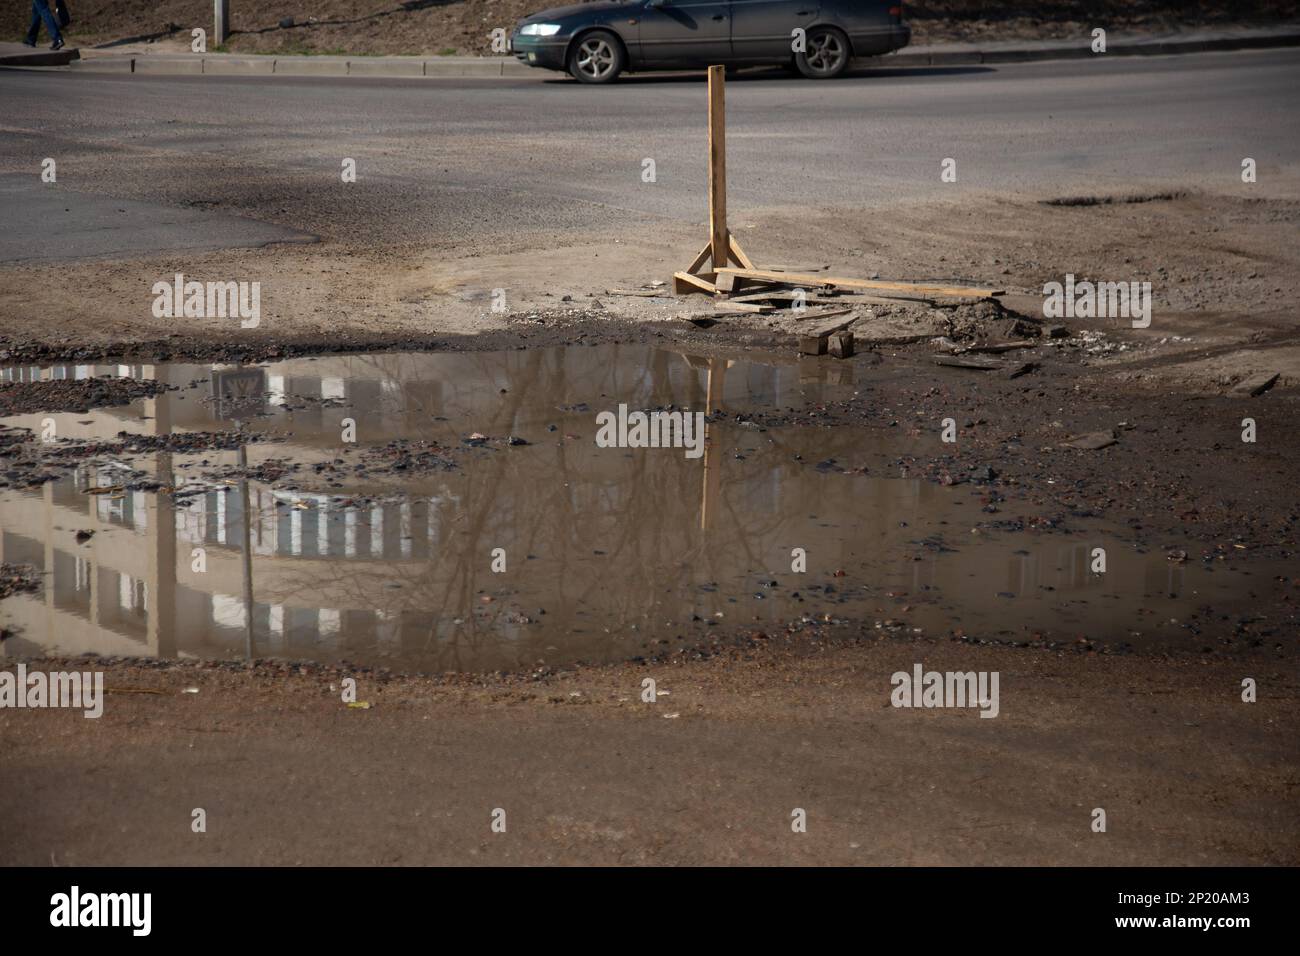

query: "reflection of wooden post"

left=700, top=358, right=727, bottom=531
left=708, top=65, right=728, bottom=274
left=239, top=444, right=255, bottom=660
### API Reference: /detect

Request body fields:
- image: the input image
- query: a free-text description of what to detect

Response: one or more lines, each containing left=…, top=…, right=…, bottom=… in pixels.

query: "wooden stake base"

left=673, top=234, right=756, bottom=296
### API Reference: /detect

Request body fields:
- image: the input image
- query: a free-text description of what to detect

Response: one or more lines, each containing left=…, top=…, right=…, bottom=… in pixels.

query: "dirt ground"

left=2, top=640, right=1296, bottom=866
left=4, top=191, right=1297, bottom=386
left=3, top=155, right=1298, bottom=863
left=23, top=0, right=1300, bottom=57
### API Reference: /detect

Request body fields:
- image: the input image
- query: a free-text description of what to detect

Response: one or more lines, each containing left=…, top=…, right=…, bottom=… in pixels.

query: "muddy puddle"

left=0, top=346, right=1279, bottom=672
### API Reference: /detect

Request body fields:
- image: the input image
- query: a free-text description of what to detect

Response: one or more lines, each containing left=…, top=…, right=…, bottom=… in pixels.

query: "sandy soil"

left=3, top=191, right=1297, bottom=389
left=2, top=639, right=1296, bottom=866
left=2, top=159, right=1297, bottom=865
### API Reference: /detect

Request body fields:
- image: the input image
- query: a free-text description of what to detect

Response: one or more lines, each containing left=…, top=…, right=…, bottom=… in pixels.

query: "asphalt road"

left=0, top=49, right=1298, bottom=258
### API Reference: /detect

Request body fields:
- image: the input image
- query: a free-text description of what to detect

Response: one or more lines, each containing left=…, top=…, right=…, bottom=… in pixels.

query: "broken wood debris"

left=1232, top=371, right=1280, bottom=397
left=667, top=63, right=1000, bottom=364
left=792, top=307, right=853, bottom=323
left=799, top=313, right=860, bottom=355
left=714, top=267, right=1004, bottom=300
left=829, top=330, right=854, bottom=359
left=1063, top=429, right=1118, bottom=450
left=713, top=300, right=774, bottom=314
left=933, top=355, right=1006, bottom=371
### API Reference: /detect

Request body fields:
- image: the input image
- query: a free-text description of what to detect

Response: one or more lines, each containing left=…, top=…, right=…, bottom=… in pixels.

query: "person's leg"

left=25, top=1, right=42, bottom=44
left=33, top=0, right=63, bottom=45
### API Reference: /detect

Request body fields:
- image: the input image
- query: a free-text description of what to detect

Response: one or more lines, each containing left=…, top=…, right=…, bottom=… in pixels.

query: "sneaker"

left=51, top=38, right=65, bottom=51
left=22, top=39, right=37, bottom=48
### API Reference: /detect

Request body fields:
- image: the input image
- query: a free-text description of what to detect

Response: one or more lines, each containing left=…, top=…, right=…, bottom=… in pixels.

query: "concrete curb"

left=0, top=46, right=80, bottom=68
left=8, top=25, right=1298, bottom=78
left=65, top=53, right=526, bottom=77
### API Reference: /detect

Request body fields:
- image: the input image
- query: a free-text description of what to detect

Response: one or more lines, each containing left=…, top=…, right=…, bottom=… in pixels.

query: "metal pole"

left=215, top=0, right=230, bottom=47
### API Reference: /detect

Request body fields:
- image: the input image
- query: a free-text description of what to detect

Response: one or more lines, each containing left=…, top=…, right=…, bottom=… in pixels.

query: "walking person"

left=23, top=0, right=66, bottom=51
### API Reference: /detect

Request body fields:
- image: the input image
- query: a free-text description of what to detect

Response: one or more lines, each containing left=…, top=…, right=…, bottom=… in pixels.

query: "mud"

left=0, top=375, right=172, bottom=416
left=1, top=345, right=1295, bottom=676
left=0, top=563, right=41, bottom=602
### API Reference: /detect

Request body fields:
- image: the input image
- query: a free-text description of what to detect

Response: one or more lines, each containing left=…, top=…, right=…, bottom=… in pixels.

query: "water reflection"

left=0, top=346, right=1261, bottom=671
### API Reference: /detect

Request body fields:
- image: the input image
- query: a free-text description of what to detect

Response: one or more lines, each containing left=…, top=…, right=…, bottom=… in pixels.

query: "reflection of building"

left=0, top=461, right=468, bottom=661
left=1, top=347, right=1174, bottom=669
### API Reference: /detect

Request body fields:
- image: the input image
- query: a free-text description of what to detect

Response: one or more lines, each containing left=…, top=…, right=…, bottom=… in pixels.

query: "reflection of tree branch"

left=236, top=347, right=824, bottom=669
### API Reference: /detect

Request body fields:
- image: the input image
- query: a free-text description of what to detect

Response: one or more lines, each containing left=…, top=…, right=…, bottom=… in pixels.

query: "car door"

left=729, top=0, right=819, bottom=61
left=635, top=0, right=733, bottom=67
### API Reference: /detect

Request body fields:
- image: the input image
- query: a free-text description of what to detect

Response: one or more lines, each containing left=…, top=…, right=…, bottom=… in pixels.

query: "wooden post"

left=675, top=64, right=756, bottom=294
left=707, top=65, right=728, bottom=273
left=215, top=0, right=230, bottom=47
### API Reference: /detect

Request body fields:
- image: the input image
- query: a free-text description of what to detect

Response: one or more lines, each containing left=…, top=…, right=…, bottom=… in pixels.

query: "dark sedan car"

left=512, top=0, right=910, bottom=83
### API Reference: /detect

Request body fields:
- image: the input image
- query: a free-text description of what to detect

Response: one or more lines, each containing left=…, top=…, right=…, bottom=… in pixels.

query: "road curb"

left=881, top=30, right=1300, bottom=67
left=60, top=53, right=527, bottom=77
left=14, top=26, right=1300, bottom=78
left=0, top=47, right=80, bottom=68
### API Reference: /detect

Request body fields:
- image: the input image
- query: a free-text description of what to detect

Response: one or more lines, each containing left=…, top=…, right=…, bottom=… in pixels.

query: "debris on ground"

left=1063, top=429, right=1118, bottom=450
left=1233, top=371, right=1281, bottom=396
left=0, top=563, right=42, bottom=600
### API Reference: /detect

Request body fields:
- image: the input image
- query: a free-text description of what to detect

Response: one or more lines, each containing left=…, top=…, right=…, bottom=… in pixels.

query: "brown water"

left=0, top=346, right=1272, bottom=672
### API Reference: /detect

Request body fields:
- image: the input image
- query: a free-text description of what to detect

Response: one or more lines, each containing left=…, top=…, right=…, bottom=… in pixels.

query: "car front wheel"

left=796, top=27, right=851, bottom=79
left=568, top=31, right=625, bottom=84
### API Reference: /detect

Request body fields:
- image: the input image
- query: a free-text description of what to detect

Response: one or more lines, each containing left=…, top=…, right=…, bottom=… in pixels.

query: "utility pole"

left=215, top=0, right=230, bottom=47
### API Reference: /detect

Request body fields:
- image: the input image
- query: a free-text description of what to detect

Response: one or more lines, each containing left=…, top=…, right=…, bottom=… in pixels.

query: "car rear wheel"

left=568, top=31, right=625, bottom=84
left=796, top=26, right=850, bottom=79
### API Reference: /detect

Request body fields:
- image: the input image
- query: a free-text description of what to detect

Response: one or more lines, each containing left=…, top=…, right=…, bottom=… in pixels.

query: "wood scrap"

left=673, top=271, right=717, bottom=295
left=962, top=341, right=1038, bottom=354
left=792, top=307, right=853, bottom=322
left=1233, top=371, right=1280, bottom=396
left=933, top=355, right=1005, bottom=371
left=715, top=267, right=1004, bottom=299
left=1063, top=429, right=1117, bottom=450
left=798, top=313, right=859, bottom=355
left=727, top=290, right=883, bottom=306
left=829, top=331, right=854, bottom=359
left=714, top=300, right=774, bottom=314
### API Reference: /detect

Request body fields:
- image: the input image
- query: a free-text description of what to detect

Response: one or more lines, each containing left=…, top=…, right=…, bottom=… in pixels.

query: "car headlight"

left=519, top=23, right=562, bottom=36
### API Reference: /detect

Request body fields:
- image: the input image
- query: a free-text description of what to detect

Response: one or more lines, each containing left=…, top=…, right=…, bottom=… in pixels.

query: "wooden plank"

left=1233, top=371, right=1280, bottom=396
left=708, top=66, right=728, bottom=274
left=714, top=300, right=773, bottom=314
left=829, top=331, right=854, bottom=359
left=792, top=307, right=853, bottom=323
left=729, top=290, right=894, bottom=307
left=673, top=271, right=717, bottom=295
left=728, top=290, right=804, bottom=303
left=686, top=241, right=712, bottom=275
left=961, top=341, right=1038, bottom=354
left=728, top=234, right=756, bottom=270
left=716, top=267, right=1003, bottom=299
left=798, top=312, right=858, bottom=353
left=714, top=271, right=737, bottom=294
left=933, top=355, right=1005, bottom=371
